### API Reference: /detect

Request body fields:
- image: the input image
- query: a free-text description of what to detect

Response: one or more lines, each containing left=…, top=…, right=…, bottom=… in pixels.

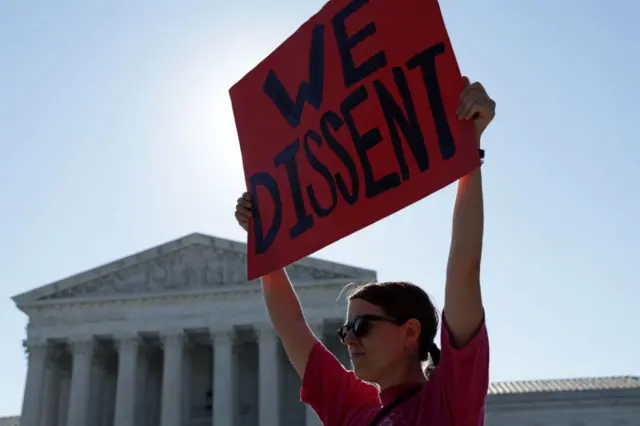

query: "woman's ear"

left=404, top=318, right=422, bottom=347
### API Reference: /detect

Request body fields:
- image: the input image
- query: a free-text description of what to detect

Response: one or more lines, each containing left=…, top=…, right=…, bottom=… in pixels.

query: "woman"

left=234, top=76, right=495, bottom=425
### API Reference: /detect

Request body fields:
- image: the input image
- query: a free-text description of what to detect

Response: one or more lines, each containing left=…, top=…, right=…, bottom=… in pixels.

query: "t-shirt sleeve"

left=438, top=313, right=490, bottom=425
left=301, top=341, right=380, bottom=425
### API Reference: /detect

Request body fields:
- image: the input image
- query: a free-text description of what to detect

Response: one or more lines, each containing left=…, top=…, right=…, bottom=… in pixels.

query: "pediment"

left=13, top=233, right=376, bottom=305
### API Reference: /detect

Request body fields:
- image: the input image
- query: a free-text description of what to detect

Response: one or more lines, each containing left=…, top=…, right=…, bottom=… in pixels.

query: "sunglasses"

left=337, top=314, right=403, bottom=344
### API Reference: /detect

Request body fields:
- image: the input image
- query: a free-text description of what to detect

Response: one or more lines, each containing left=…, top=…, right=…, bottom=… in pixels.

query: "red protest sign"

left=230, top=0, right=479, bottom=280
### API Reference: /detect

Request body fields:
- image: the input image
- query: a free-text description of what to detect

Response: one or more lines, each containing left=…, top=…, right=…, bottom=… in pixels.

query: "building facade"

left=11, top=233, right=364, bottom=426
left=486, top=377, right=640, bottom=425
left=8, top=233, right=640, bottom=426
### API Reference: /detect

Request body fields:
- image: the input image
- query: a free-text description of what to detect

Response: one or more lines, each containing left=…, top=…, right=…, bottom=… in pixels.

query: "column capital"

left=68, top=336, right=95, bottom=356
left=209, top=328, right=235, bottom=345
left=115, top=333, right=140, bottom=353
left=160, top=330, right=184, bottom=348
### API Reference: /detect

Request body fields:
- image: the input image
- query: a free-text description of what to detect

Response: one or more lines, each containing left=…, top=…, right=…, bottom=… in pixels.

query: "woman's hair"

left=348, top=281, right=441, bottom=371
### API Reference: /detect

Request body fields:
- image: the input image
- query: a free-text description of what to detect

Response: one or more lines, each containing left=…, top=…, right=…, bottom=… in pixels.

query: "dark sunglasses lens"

left=353, top=317, right=372, bottom=338
left=338, top=317, right=377, bottom=342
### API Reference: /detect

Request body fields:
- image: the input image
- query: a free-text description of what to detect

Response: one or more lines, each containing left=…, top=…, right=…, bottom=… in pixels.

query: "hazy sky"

left=1, top=0, right=638, bottom=416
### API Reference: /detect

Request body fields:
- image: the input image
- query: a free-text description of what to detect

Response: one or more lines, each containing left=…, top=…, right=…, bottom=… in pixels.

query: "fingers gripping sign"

left=235, top=192, right=253, bottom=232
left=456, top=77, right=496, bottom=141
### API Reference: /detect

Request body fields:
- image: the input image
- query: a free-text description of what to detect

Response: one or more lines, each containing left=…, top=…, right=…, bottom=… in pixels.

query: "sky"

left=0, top=0, right=638, bottom=417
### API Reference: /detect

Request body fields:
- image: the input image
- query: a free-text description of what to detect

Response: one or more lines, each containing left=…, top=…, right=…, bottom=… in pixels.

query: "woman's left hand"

left=456, top=76, right=496, bottom=141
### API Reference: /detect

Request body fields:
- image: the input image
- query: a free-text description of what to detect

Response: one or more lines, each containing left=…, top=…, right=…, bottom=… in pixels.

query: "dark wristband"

left=479, top=149, right=485, bottom=163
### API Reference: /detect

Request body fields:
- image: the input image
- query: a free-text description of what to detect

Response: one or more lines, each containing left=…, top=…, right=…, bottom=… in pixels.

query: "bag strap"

left=369, top=386, right=422, bottom=426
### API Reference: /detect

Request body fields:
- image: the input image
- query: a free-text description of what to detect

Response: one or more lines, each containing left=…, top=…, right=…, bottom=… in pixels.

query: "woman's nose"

left=342, top=331, right=359, bottom=346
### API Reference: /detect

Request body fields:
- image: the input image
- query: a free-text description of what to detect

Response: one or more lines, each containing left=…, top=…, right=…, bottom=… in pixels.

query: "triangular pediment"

left=13, top=233, right=376, bottom=306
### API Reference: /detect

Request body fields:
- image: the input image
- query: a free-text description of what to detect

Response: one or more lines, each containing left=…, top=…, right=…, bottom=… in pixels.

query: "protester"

left=234, top=76, right=495, bottom=425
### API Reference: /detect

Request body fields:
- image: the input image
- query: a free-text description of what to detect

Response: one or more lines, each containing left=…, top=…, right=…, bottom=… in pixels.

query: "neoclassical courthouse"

left=5, top=233, right=640, bottom=426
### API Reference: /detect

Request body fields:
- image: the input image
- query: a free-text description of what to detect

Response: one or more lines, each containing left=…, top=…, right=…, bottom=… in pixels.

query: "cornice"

left=486, top=388, right=640, bottom=410
left=21, top=279, right=351, bottom=319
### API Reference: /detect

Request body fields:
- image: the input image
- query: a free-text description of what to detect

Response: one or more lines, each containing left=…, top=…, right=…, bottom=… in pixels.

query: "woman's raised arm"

left=235, top=193, right=317, bottom=377
left=443, top=77, right=495, bottom=348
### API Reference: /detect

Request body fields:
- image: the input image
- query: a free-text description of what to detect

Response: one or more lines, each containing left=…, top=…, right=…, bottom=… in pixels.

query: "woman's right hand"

left=235, top=192, right=252, bottom=232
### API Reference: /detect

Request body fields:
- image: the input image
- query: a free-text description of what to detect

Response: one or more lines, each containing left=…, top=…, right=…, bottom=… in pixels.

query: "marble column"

left=134, top=345, right=150, bottom=426
left=67, top=337, right=95, bottom=426
left=88, top=348, right=107, bottom=425
left=257, top=326, right=279, bottom=426
left=181, top=343, right=193, bottom=426
left=20, top=339, right=48, bottom=426
left=40, top=348, right=62, bottom=426
left=113, top=334, right=139, bottom=426
left=211, top=328, right=234, bottom=426
left=56, top=371, right=71, bottom=426
left=160, top=331, right=184, bottom=426
left=306, top=323, right=324, bottom=426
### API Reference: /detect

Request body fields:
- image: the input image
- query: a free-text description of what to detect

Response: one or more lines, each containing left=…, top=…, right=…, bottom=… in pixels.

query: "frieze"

left=40, top=244, right=351, bottom=301
left=26, top=284, right=344, bottom=328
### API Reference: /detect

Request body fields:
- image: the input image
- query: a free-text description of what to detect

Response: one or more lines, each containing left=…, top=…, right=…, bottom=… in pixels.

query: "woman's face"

left=343, top=298, right=416, bottom=384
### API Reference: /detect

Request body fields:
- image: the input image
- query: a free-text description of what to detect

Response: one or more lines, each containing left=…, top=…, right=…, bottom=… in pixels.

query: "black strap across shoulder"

left=369, top=386, right=422, bottom=426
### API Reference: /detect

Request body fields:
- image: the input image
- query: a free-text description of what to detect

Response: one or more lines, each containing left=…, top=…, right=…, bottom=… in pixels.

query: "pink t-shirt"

left=301, top=315, right=489, bottom=425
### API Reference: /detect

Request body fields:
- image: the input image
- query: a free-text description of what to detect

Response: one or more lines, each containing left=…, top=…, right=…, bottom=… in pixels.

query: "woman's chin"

left=353, top=363, right=378, bottom=383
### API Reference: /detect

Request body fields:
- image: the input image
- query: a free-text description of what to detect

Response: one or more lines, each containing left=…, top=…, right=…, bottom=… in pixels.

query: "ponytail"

left=422, top=342, right=440, bottom=378
left=428, top=343, right=441, bottom=366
